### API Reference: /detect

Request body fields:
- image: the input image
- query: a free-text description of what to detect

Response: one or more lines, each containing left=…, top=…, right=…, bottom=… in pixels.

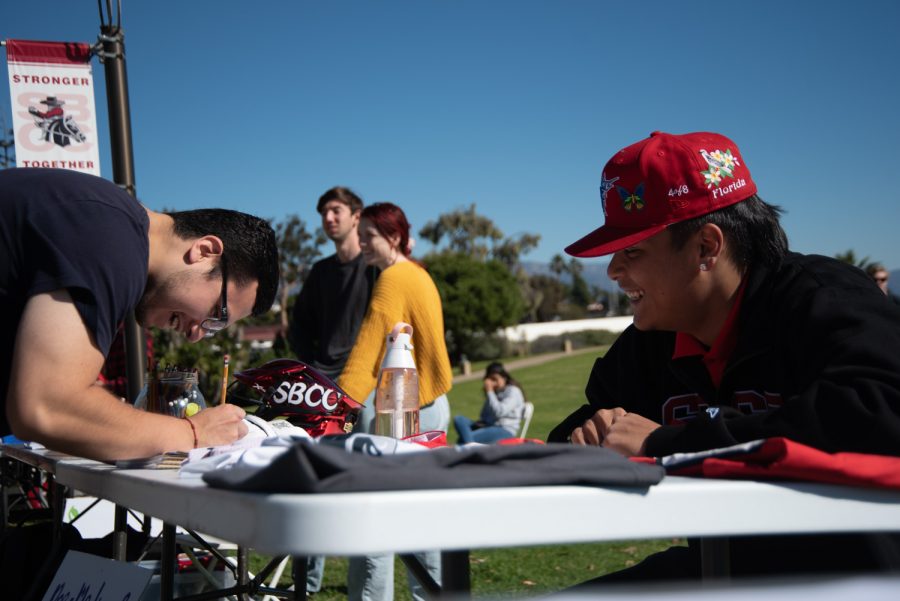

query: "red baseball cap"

left=565, top=131, right=757, bottom=258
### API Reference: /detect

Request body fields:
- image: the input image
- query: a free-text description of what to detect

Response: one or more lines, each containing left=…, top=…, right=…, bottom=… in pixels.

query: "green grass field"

left=249, top=349, right=685, bottom=598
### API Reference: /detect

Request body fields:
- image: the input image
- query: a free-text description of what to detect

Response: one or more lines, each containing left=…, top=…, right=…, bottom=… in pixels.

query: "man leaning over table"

left=0, top=168, right=280, bottom=461
left=549, top=131, right=900, bottom=582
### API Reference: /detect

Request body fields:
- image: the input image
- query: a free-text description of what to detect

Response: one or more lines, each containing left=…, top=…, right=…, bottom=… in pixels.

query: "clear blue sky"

left=3, top=1, right=900, bottom=269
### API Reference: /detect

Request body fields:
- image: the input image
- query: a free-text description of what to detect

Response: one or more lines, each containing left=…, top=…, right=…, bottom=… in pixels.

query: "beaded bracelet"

left=184, top=416, right=198, bottom=449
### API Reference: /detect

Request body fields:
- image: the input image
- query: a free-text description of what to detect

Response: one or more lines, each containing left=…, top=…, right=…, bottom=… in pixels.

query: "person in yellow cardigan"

left=339, top=201, right=452, bottom=433
left=338, top=201, right=452, bottom=601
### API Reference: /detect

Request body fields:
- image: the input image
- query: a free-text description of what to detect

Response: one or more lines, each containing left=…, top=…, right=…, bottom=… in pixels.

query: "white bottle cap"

left=381, top=322, right=416, bottom=369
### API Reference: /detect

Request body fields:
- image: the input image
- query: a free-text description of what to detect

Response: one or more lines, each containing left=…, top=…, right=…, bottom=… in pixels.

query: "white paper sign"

left=41, top=550, right=152, bottom=601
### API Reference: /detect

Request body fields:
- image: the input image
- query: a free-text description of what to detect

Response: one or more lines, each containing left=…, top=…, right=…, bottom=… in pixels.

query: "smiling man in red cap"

left=550, top=131, right=900, bottom=581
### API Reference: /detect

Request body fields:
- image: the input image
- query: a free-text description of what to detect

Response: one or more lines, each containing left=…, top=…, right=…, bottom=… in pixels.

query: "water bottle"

left=374, top=322, right=420, bottom=438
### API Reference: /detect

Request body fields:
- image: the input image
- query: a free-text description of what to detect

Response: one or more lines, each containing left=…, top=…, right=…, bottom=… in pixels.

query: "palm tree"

left=834, top=249, right=875, bottom=271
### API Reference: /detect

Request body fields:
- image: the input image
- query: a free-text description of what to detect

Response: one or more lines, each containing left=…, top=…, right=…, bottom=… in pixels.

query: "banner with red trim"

left=5, top=39, right=100, bottom=175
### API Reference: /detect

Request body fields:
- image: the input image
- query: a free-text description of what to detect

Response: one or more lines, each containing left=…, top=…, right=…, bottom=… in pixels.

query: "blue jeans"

left=348, top=552, right=441, bottom=601
left=306, top=554, right=325, bottom=593
left=346, top=392, right=449, bottom=601
left=454, top=415, right=515, bottom=444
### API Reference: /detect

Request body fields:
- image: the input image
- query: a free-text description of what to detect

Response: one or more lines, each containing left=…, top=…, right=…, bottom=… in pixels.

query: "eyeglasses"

left=875, top=276, right=889, bottom=283
left=200, top=257, right=229, bottom=338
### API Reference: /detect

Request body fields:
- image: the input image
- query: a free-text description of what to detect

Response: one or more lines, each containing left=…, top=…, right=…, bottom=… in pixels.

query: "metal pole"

left=0, top=113, right=15, bottom=169
left=99, top=25, right=145, bottom=402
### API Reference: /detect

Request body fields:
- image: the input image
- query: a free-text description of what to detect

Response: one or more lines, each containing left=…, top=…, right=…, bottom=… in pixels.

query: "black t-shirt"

left=0, top=168, right=149, bottom=435
left=288, top=253, right=379, bottom=379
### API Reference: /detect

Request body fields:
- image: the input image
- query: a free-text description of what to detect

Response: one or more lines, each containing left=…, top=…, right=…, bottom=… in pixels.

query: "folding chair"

left=518, top=402, right=535, bottom=439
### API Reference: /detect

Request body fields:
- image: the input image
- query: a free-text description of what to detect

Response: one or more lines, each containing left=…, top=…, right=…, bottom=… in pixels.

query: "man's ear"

left=185, top=235, right=224, bottom=265
left=697, top=223, right=725, bottom=265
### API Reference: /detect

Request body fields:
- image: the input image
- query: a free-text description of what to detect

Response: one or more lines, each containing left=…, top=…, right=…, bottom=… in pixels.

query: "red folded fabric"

left=402, top=430, right=447, bottom=448
left=497, top=438, right=546, bottom=446
left=651, top=438, right=900, bottom=489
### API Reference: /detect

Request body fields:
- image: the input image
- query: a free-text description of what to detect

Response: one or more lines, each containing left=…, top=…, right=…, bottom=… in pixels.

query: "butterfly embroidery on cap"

left=699, top=148, right=740, bottom=189
left=616, top=182, right=645, bottom=212
left=599, top=172, right=619, bottom=216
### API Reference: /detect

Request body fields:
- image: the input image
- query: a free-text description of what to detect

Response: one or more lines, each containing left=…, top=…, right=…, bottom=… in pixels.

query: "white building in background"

left=240, top=316, right=634, bottom=352
left=502, top=315, right=633, bottom=343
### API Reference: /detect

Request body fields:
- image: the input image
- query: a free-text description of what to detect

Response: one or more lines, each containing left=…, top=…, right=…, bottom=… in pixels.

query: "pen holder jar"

left=133, top=368, right=207, bottom=419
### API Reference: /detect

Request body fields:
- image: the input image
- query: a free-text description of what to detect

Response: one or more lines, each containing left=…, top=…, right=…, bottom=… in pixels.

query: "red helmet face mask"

left=228, top=359, right=362, bottom=437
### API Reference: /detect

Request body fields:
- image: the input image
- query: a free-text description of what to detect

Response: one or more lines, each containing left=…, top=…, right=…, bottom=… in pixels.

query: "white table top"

left=0, top=444, right=95, bottom=474
left=23, top=447, right=899, bottom=558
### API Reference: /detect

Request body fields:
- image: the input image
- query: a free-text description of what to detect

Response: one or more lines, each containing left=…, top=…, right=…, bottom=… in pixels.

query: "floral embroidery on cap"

left=699, top=148, right=740, bottom=189
left=599, top=172, right=619, bottom=216
left=616, top=182, right=645, bottom=212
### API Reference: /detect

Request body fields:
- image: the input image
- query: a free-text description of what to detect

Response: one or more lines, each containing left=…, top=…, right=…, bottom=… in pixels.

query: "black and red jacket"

left=550, top=252, right=900, bottom=458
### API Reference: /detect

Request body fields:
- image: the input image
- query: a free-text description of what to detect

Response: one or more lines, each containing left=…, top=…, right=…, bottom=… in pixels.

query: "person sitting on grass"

left=454, top=362, right=525, bottom=444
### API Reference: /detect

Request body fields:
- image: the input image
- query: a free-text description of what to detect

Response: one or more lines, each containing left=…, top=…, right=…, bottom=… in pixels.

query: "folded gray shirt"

left=202, top=437, right=665, bottom=493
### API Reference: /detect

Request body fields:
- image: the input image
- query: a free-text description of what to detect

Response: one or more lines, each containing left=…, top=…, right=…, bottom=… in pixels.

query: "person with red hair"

left=338, top=201, right=452, bottom=601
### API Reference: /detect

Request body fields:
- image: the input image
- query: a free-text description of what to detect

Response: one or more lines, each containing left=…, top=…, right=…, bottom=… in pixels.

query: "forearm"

left=9, top=384, right=194, bottom=461
left=10, top=291, right=247, bottom=461
left=484, top=391, right=503, bottom=418
left=493, top=388, right=525, bottom=421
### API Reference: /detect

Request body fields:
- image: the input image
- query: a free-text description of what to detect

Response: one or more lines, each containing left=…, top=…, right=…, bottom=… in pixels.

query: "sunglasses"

left=200, top=257, right=229, bottom=338
left=875, top=276, right=889, bottom=283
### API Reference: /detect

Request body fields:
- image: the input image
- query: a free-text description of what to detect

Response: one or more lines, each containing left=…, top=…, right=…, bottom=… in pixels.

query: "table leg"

left=441, top=550, right=471, bottom=598
left=1, top=459, right=10, bottom=537
left=49, top=475, right=65, bottom=543
left=700, top=537, right=731, bottom=581
left=291, top=555, right=308, bottom=600
left=161, top=523, right=176, bottom=601
left=235, top=546, right=250, bottom=601
left=113, top=504, right=127, bottom=561
left=399, top=553, right=441, bottom=597
left=22, top=474, right=68, bottom=601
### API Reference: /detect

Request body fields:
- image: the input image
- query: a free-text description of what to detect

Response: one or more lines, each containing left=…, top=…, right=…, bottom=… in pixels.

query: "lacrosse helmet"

left=228, top=359, right=362, bottom=437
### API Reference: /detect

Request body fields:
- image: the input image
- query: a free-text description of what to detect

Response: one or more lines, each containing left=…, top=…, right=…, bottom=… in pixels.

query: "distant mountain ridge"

left=521, top=265, right=900, bottom=296
left=521, top=260, right=617, bottom=293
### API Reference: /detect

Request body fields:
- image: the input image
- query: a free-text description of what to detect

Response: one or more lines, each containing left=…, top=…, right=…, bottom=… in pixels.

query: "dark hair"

left=317, top=186, right=363, bottom=214
left=485, top=361, right=526, bottom=398
left=166, top=209, right=280, bottom=316
left=668, top=195, right=788, bottom=273
left=360, top=202, right=414, bottom=259
left=866, top=263, right=888, bottom=277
